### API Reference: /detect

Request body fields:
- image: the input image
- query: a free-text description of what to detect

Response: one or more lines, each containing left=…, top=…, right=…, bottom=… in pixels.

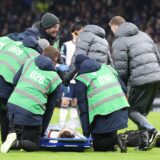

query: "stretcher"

left=40, top=125, right=92, bottom=151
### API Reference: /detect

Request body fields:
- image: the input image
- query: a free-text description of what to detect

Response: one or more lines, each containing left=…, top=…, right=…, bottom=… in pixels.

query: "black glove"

left=83, top=132, right=90, bottom=138
left=58, top=69, right=76, bottom=86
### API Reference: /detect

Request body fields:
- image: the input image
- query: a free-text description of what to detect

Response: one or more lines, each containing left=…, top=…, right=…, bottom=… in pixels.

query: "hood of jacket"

left=8, top=28, right=39, bottom=41
left=83, top=25, right=106, bottom=38
left=35, top=55, right=56, bottom=71
left=115, top=22, right=139, bottom=38
left=78, top=58, right=101, bottom=74
left=7, top=28, right=42, bottom=53
left=22, top=36, right=42, bottom=53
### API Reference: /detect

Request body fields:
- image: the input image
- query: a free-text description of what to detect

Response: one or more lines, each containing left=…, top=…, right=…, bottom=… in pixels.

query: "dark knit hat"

left=75, top=54, right=89, bottom=71
left=41, top=13, right=60, bottom=29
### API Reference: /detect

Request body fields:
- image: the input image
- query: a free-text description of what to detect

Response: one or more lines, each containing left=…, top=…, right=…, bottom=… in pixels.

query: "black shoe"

left=124, top=130, right=140, bottom=147
left=117, top=133, right=127, bottom=153
left=148, top=129, right=160, bottom=150
left=137, top=130, right=149, bottom=151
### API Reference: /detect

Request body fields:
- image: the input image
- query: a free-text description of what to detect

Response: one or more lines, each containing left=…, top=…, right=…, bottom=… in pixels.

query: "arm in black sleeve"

left=118, top=76, right=127, bottom=95
left=57, top=53, right=64, bottom=64
left=41, top=85, right=61, bottom=136
left=13, top=65, right=23, bottom=86
left=76, top=80, right=90, bottom=137
left=57, top=43, right=65, bottom=64
left=60, top=44, right=66, bottom=64
left=57, top=43, right=76, bottom=86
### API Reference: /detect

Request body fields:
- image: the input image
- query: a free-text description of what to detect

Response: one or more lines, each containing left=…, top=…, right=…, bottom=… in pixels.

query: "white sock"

left=70, top=107, right=78, bottom=119
left=59, top=107, right=68, bottom=125
left=67, top=107, right=81, bottom=129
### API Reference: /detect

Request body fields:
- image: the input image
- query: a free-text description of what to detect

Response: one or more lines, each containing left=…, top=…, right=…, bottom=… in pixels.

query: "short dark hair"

left=109, top=16, right=126, bottom=26
left=71, top=20, right=89, bottom=33
left=58, top=130, right=75, bottom=138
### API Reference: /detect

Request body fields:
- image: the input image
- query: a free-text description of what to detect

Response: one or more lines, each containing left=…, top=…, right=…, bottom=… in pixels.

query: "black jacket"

left=33, top=22, right=63, bottom=64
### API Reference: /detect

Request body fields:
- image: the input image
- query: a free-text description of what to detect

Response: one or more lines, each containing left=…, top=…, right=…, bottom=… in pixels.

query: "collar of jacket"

left=39, top=23, right=56, bottom=45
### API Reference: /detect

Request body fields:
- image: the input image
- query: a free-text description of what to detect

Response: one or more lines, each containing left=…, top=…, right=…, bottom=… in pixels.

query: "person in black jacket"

left=32, top=12, right=64, bottom=64
left=32, top=12, right=60, bottom=49
left=32, top=12, right=70, bottom=93
left=109, top=16, right=160, bottom=150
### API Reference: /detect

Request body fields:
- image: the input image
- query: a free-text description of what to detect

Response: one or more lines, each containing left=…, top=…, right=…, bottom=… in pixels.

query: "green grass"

left=0, top=108, right=160, bottom=160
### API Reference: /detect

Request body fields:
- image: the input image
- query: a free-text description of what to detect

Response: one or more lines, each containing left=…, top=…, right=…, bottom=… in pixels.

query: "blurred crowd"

left=0, top=0, right=160, bottom=50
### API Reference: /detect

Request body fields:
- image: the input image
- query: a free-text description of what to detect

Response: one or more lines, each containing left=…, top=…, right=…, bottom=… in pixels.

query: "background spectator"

left=0, top=0, right=159, bottom=48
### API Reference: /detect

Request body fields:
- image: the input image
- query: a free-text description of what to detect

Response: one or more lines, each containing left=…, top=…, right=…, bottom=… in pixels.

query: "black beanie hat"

left=41, top=13, right=60, bottom=29
left=75, top=54, right=89, bottom=71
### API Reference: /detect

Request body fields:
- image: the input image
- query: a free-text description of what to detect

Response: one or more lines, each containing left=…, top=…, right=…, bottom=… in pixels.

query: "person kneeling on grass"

left=0, top=46, right=62, bottom=153
left=74, top=54, right=130, bottom=153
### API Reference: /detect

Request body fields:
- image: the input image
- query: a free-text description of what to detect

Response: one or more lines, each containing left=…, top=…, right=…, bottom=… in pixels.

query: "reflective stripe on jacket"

left=8, top=59, right=62, bottom=115
left=0, top=40, right=39, bottom=83
left=76, top=64, right=129, bottom=123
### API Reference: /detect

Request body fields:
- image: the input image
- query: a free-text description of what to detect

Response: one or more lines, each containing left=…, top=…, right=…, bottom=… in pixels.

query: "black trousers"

left=0, top=108, right=9, bottom=143
left=128, top=82, right=159, bottom=130
left=11, top=125, right=42, bottom=152
left=128, top=82, right=159, bottom=115
left=92, top=131, right=118, bottom=151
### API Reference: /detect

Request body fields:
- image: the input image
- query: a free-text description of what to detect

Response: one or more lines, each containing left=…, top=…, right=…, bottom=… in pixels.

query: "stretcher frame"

left=40, top=137, right=92, bottom=151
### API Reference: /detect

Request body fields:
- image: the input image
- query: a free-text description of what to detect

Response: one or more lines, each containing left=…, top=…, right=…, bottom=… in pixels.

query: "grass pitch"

left=0, top=108, right=160, bottom=160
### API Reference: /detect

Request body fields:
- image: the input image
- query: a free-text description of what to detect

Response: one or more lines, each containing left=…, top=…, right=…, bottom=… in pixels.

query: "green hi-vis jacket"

left=53, top=38, right=59, bottom=49
left=0, top=36, right=16, bottom=50
left=76, top=65, right=130, bottom=124
left=8, top=59, right=62, bottom=115
left=0, top=38, right=39, bottom=83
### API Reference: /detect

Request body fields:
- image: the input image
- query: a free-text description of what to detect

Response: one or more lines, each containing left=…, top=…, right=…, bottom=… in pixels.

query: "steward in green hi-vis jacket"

left=0, top=29, right=43, bottom=144
left=75, top=54, right=129, bottom=152
left=0, top=36, right=16, bottom=50
left=76, top=64, right=129, bottom=124
left=0, top=39, right=39, bottom=84
left=8, top=58, right=61, bottom=115
left=3, top=48, right=62, bottom=152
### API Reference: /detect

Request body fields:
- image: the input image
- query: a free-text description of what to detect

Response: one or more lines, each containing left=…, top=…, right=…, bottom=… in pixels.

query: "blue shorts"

left=63, top=84, right=76, bottom=99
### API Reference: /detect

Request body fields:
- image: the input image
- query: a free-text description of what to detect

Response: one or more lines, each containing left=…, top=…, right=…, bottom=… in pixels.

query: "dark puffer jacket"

left=71, top=25, right=112, bottom=67
left=112, top=22, right=160, bottom=86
